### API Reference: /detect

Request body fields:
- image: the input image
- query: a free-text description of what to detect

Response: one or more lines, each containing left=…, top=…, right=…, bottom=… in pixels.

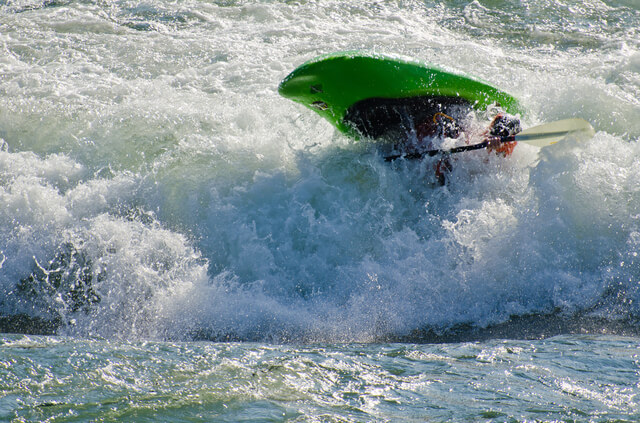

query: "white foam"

left=0, top=0, right=638, bottom=341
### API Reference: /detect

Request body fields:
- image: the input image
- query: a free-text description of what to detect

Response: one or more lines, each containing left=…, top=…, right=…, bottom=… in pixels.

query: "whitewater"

left=1, top=0, right=639, bottom=421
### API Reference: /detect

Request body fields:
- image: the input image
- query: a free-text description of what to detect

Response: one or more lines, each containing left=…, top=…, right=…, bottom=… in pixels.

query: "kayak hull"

left=278, top=52, right=524, bottom=139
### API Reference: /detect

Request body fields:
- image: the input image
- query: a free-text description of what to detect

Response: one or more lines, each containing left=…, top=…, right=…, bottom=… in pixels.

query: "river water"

left=1, top=0, right=639, bottom=421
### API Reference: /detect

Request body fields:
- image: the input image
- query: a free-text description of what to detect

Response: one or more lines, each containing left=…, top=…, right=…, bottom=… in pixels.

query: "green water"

left=2, top=334, right=640, bottom=422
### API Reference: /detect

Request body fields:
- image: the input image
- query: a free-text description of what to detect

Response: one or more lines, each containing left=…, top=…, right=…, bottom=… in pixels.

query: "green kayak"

left=278, top=51, right=524, bottom=139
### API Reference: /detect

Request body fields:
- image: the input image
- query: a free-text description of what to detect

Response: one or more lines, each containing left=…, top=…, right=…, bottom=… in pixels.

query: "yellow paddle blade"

left=515, top=118, right=596, bottom=147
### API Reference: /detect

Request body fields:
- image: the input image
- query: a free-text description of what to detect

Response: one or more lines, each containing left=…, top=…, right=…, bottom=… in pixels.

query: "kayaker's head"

left=489, top=113, right=521, bottom=137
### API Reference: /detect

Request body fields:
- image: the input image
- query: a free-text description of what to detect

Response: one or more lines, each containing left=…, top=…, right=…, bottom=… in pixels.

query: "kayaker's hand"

left=486, top=136, right=517, bottom=156
left=485, top=136, right=501, bottom=152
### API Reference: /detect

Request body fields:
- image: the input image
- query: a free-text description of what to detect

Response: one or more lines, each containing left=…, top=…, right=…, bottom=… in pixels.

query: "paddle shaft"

left=384, top=135, right=514, bottom=162
left=383, top=128, right=580, bottom=161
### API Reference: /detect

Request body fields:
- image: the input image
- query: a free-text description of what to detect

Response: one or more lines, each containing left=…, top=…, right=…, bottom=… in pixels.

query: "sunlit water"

left=1, top=0, right=639, bottom=420
left=2, top=334, right=639, bottom=422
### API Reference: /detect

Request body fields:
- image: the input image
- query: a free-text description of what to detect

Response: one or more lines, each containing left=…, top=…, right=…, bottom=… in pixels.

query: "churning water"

left=1, top=0, right=639, bottom=421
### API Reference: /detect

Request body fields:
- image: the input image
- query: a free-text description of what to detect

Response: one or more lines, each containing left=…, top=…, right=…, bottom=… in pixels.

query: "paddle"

left=384, top=118, right=595, bottom=161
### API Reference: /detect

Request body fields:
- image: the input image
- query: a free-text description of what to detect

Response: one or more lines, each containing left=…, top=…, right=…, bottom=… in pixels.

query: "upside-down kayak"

left=278, top=51, right=524, bottom=140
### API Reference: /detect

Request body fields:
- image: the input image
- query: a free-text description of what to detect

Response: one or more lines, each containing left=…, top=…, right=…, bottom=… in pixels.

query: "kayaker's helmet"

left=489, top=114, right=522, bottom=137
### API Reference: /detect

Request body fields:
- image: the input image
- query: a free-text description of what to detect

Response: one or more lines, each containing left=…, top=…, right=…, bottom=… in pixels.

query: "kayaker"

left=419, top=112, right=522, bottom=184
left=484, top=113, right=522, bottom=156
